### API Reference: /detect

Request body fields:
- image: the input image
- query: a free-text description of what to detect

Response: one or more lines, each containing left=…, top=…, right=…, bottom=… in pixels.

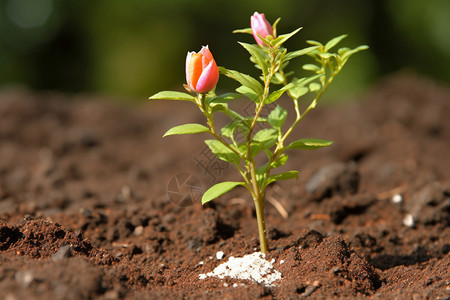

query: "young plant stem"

left=245, top=49, right=278, bottom=254
left=253, top=192, right=268, bottom=254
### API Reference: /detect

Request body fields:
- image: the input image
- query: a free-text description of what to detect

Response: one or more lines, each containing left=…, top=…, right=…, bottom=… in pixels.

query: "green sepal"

left=286, top=138, right=333, bottom=150
left=163, top=123, right=209, bottom=137
left=202, top=181, right=244, bottom=204
left=149, top=91, right=195, bottom=102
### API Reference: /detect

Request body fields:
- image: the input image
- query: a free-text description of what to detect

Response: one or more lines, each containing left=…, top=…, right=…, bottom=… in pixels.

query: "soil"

left=1, top=73, right=449, bottom=299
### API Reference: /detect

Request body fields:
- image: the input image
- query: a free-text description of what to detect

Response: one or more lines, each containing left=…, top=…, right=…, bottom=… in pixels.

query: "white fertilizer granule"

left=199, top=252, right=282, bottom=286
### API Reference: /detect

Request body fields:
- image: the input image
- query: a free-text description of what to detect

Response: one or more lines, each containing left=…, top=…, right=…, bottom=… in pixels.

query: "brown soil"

left=1, top=73, right=449, bottom=299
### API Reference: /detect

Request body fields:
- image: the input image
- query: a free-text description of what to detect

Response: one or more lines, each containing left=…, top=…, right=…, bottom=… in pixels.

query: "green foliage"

left=163, top=123, right=209, bottom=137
left=149, top=14, right=367, bottom=253
left=202, top=181, right=244, bottom=204
left=149, top=91, right=195, bottom=102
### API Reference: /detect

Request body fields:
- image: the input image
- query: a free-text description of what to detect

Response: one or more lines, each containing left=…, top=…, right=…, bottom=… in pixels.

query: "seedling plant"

left=150, top=12, right=367, bottom=254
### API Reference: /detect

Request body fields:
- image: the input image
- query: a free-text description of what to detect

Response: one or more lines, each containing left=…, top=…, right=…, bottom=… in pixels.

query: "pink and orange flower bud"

left=185, top=46, right=219, bottom=94
left=251, top=12, right=273, bottom=46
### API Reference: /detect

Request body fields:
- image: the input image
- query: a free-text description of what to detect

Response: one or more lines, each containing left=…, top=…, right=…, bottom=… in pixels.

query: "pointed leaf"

left=253, top=128, right=278, bottom=149
left=324, top=34, right=348, bottom=52
left=271, top=154, right=288, bottom=169
left=219, top=67, right=263, bottom=97
left=236, top=85, right=259, bottom=103
left=206, top=93, right=241, bottom=106
left=302, top=64, right=321, bottom=72
left=306, top=40, right=323, bottom=46
left=268, top=105, right=287, bottom=129
left=149, top=91, right=195, bottom=102
left=204, top=140, right=241, bottom=165
left=163, top=123, right=209, bottom=137
left=202, top=181, right=244, bottom=204
left=286, top=138, right=333, bottom=150
left=272, top=27, right=302, bottom=48
left=233, top=28, right=253, bottom=34
left=264, top=83, right=294, bottom=104
left=267, top=170, right=299, bottom=185
left=239, top=42, right=269, bottom=77
left=283, top=46, right=320, bottom=62
left=341, top=45, right=369, bottom=61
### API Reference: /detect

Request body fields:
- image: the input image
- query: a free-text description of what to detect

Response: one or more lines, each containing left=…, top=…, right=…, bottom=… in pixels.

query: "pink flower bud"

left=185, top=46, right=219, bottom=94
left=251, top=12, right=273, bottom=46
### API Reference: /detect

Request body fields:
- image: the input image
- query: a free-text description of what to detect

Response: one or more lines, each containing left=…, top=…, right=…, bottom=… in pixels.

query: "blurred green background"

left=1, top=0, right=449, bottom=101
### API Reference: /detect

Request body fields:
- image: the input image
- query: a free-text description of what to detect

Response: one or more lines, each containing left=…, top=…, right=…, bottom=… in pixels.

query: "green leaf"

left=286, top=138, right=333, bottom=150
left=271, top=154, right=288, bottom=169
left=149, top=91, right=195, bottom=102
left=163, top=123, right=209, bottom=137
left=253, top=128, right=278, bottom=149
left=239, top=42, right=269, bottom=77
left=267, top=170, right=299, bottom=185
left=264, top=83, right=294, bottom=104
left=340, top=45, right=369, bottom=61
left=319, top=53, right=336, bottom=59
left=202, top=181, right=244, bottom=204
left=324, top=34, right=348, bottom=52
left=302, top=64, right=321, bottom=72
left=272, top=27, right=302, bottom=48
left=288, top=75, right=323, bottom=100
left=204, top=140, right=241, bottom=165
left=219, top=67, right=263, bottom=97
left=283, top=46, right=320, bottom=62
left=236, top=86, right=259, bottom=103
left=206, top=93, right=241, bottom=106
left=306, top=40, right=323, bottom=46
left=309, top=82, right=321, bottom=92
left=233, top=28, right=253, bottom=34
left=268, top=105, right=287, bottom=129
left=209, top=103, right=229, bottom=115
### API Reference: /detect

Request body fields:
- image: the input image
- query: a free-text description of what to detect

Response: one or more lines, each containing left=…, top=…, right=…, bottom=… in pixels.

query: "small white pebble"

left=233, top=283, right=238, bottom=288
left=403, top=214, right=415, bottom=227
left=216, top=251, right=225, bottom=260
left=198, top=261, right=204, bottom=265
left=209, top=256, right=213, bottom=260
left=270, top=258, right=275, bottom=264
left=199, top=274, right=207, bottom=280
left=280, top=260, right=284, bottom=265
left=223, top=283, right=228, bottom=287
left=392, top=194, right=403, bottom=204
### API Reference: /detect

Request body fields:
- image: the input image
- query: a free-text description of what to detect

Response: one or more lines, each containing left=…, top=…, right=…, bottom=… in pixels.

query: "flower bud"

left=185, top=46, right=219, bottom=93
left=251, top=12, right=273, bottom=46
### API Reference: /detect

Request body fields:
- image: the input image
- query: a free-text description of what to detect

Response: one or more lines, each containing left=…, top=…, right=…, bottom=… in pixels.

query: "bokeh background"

left=1, top=0, right=449, bottom=101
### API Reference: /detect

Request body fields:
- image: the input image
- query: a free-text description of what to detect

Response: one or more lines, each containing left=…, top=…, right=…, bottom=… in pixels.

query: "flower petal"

left=195, top=60, right=219, bottom=93
left=186, top=52, right=203, bottom=91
